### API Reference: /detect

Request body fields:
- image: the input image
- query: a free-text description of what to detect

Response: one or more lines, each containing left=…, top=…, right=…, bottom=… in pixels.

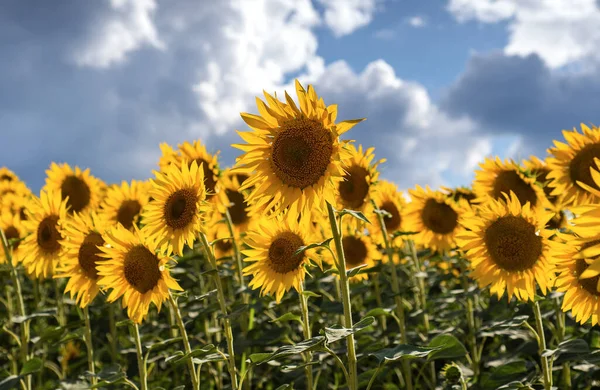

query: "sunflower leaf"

left=346, top=264, right=368, bottom=278
left=369, top=344, right=443, bottom=364
left=373, top=209, right=392, bottom=218
left=301, top=291, right=321, bottom=299
left=323, top=316, right=375, bottom=344
left=249, top=337, right=326, bottom=365
left=12, top=308, right=57, bottom=324
left=339, top=209, right=370, bottom=224
left=270, top=313, right=302, bottom=324
left=19, top=358, right=42, bottom=376
left=293, top=238, right=333, bottom=256
left=426, top=334, right=467, bottom=361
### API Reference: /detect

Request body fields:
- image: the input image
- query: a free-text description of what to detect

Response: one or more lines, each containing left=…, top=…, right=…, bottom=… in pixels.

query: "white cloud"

left=408, top=16, right=426, bottom=27
left=318, top=0, right=378, bottom=37
left=447, top=0, right=600, bottom=68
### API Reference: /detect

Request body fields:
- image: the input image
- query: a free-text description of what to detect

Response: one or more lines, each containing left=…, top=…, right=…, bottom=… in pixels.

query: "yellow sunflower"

left=547, top=124, right=600, bottom=206
left=54, top=212, right=106, bottom=308
left=444, top=186, right=477, bottom=206
left=0, top=211, right=25, bottom=264
left=0, top=179, right=30, bottom=211
left=553, top=233, right=600, bottom=326
left=472, top=157, right=549, bottom=210
left=232, top=79, right=364, bottom=216
left=369, top=180, right=407, bottom=246
left=0, top=167, right=18, bottom=183
left=457, top=192, right=558, bottom=301
left=143, top=160, right=210, bottom=256
left=44, top=163, right=105, bottom=214
left=404, top=186, right=465, bottom=253
left=243, top=213, right=320, bottom=302
left=20, top=190, right=69, bottom=279
left=97, top=225, right=183, bottom=323
left=99, top=180, right=150, bottom=230
left=324, top=231, right=381, bottom=282
left=158, top=141, right=222, bottom=201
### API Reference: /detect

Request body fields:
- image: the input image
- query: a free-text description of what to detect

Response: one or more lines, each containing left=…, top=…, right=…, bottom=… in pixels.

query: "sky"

left=3, top=0, right=600, bottom=193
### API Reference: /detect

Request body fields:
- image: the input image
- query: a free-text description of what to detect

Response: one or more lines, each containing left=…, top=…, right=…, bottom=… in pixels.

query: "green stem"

left=108, top=304, right=118, bottom=362
left=298, top=284, right=314, bottom=390
left=372, top=276, right=387, bottom=332
left=54, top=278, right=65, bottom=327
left=554, top=297, right=571, bottom=388
left=1, top=229, right=30, bottom=390
left=461, top=276, right=480, bottom=382
left=224, top=209, right=245, bottom=290
left=83, top=306, right=97, bottom=385
left=326, top=202, right=357, bottom=390
left=373, top=212, right=413, bottom=390
left=131, top=323, right=148, bottom=390
left=199, top=232, right=239, bottom=390
left=168, top=293, right=199, bottom=390
left=533, top=301, right=552, bottom=390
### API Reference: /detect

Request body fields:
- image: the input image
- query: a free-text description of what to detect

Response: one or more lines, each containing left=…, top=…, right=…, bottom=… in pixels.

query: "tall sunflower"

left=369, top=180, right=407, bottom=245
left=54, top=212, right=106, bottom=308
left=324, top=231, right=381, bottom=282
left=20, top=190, right=69, bottom=278
left=457, top=192, right=558, bottom=301
left=143, top=160, right=210, bottom=256
left=0, top=211, right=25, bottom=264
left=473, top=157, right=548, bottom=210
left=44, top=163, right=104, bottom=214
left=547, top=124, right=600, bottom=206
left=404, top=186, right=464, bottom=253
left=233, top=80, right=364, bottom=216
left=243, top=213, right=320, bottom=302
left=0, top=179, right=30, bottom=211
left=553, top=233, right=600, bottom=326
left=100, top=180, right=150, bottom=230
left=97, top=225, right=183, bottom=323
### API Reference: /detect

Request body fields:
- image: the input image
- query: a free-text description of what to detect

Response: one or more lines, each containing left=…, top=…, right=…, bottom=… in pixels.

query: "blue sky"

left=2, top=0, right=600, bottom=193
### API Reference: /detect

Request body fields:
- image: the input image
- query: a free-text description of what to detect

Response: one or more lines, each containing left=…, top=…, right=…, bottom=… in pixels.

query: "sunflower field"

left=2, top=80, right=600, bottom=390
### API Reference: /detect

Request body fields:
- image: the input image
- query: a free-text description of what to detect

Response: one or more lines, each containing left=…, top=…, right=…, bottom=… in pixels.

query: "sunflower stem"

left=108, top=304, right=119, bottom=363
left=199, top=232, right=239, bottom=390
left=373, top=212, right=413, bottom=390
left=54, top=278, right=66, bottom=327
left=532, top=300, right=552, bottom=390
left=168, top=292, right=199, bottom=390
left=326, top=202, right=357, bottom=390
left=1, top=228, right=31, bottom=390
left=83, top=306, right=97, bottom=385
left=554, top=297, right=571, bottom=388
left=130, top=322, right=148, bottom=390
left=298, top=283, right=314, bottom=390
left=461, top=276, right=480, bottom=382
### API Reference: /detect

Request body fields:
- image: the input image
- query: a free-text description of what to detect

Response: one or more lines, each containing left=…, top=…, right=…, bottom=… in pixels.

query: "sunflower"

left=158, top=141, right=222, bottom=201
left=20, top=190, right=69, bottom=278
left=243, top=213, right=320, bottom=302
left=404, top=186, right=464, bottom=253
left=54, top=212, right=106, bottom=308
left=0, top=179, right=30, bottom=211
left=456, top=192, right=557, bottom=301
left=369, top=180, right=407, bottom=245
left=473, top=157, right=548, bottom=210
left=97, top=225, right=182, bottom=323
left=546, top=124, right=600, bottom=206
left=44, top=163, right=104, bottom=214
left=444, top=186, right=477, bottom=206
left=324, top=231, right=381, bottom=282
left=143, top=160, right=210, bottom=256
left=0, top=211, right=25, bottom=264
left=99, top=180, right=150, bottom=230
left=553, top=233, right=600, bottom=326
left=233, top=79, right=364, bottom=216
left=0, top=167, right=18, bottom=183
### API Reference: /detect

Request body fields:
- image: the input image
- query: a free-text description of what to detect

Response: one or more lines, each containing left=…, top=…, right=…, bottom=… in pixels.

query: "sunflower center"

left=339, top=165, right=370, bottom=209
left=164, top=188, right=198, bottom=229
left=492, top=170, right=537, bottom=207
left=37, top=215, right=61, bottom=253
left=191, top=159, right=216, bottom=198
left=78, top=232, right=105, bottom=280
left=0, top=174, right=13, bottom=181
left=117, top=200, right=142, bottom=229
left=343, top=236, right=368, bottom=268
left=216, top=239, right=233, bottom=254
left=226, top=189, right=249, bottom=226
left=421, top=199, right=458, bottom=234
left=235, top=174, right=249, bottom=186
left=484, top=215, right=542, bottom=272
left=4, top=226, right=20, bottom=250
left=267, top=231, right=305, bottom=274
left=380, top=201, right=401, bottom=231
left=270, top=117, right=334, bottom=189
left=123, top=245, right=162, bottom=294
left=454, top=190, right=476, bottom=204
left=569, top=143, right=600, bottom=191
left=19, top=207, right=27, bottom=221
left=61, top=175, right=91, bottom=213
left=532, top=168, right=557, bottom=203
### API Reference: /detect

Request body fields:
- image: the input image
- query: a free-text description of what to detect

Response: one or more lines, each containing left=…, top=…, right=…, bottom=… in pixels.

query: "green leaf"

left=479, top=315, right=529, bottom=337
left=370, top=344, right=442, bottom=364
left=339, top=209, right=370, bottom=224
left=164, top=351, right=185, bottom=364
left=293, top=238, right=333, bottom=256
left=347, top=264, right=369, bottom=278
left=116, top=319, right=134, bottom=328
left=302, top=291, right=321, bottom=299
left=484, top=360, right=529, bottom=387
left=0, top=376, right=20, bottom=390
left=19, top=358, right=43, bottom=376
left=365, top=308, right=393, bottom=318
left=373, top=208, right=392, bottom=218
left=192, top=353, right=226, bottom=365
left=90, top=363, right=126, bottom=387
left=167, top=345, right=216, bottom=365
left=12, top=308, right=57, bottom=324
left=249, top=337, right=326, bottom=365
left=188, top=289, right=217, bottom=302
left=270, top=313, right=302, bottom=324
left=324, top=316, right=375, bottom=344
left=145, top=337, right=183, bottom=353
left=542, top=339, right=589, bottom=358
left=426, top=334, right=467, bottom=361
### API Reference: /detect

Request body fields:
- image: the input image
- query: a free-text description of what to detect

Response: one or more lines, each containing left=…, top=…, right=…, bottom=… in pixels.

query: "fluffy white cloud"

left=408, top=16, right=426, bottom=27
left=318, top=0, right=378, bottom=37
left=447, top=0, right=600, bottom=68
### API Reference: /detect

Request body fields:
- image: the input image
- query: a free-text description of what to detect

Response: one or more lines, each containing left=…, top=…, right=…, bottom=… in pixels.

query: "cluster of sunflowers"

left=2, top=80, right=600, bottom=390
